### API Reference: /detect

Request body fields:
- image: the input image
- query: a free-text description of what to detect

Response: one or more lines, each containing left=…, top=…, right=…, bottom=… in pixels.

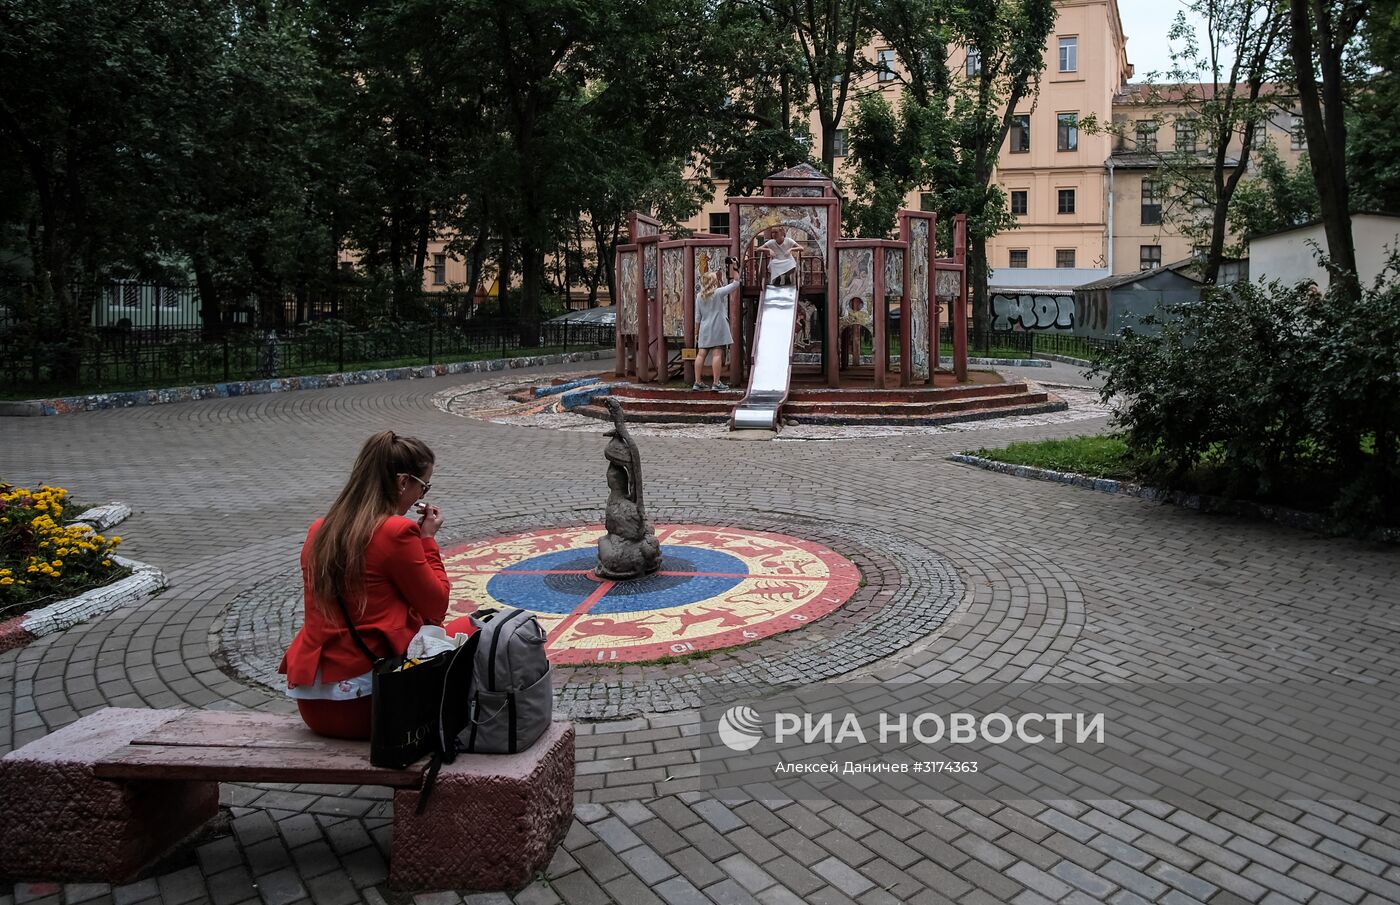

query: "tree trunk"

left=194, top=254, right=223, bottom=341
left=969, top=238, right=990, bottom=342
left=520, top=240, right=542, bottom=347
left=1288, top=0, right=1358, bottom=294
left=497, top=232, right=513, bottom=319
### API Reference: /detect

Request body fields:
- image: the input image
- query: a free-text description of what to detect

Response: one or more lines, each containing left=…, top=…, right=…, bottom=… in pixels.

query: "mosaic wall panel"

left=737, top=204, right=830, bottom=267
left=908, top=219, right=931, bottom=378
left=935, top=268, right=962, bottom=302
left=884, top=248, right=905, bottom=297
left=643, top=243, right=658, bottom=291
left=771, top=185, right=825, bottom=198
left=618, top=251, right=639, bottom=335
left=635, top=220, right=660, bottom=238
left=694, top=247, right=728, bottom=298
left=660, top=246, right=685, bottom=338
left=837, top=247, right=875, bottom=342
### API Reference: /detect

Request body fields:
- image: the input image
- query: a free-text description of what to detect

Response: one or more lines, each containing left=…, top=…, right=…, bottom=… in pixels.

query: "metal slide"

left=730, top=284, right=798, bottom=431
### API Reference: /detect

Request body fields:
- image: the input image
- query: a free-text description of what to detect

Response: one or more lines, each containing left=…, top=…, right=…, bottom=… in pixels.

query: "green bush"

left=1091, top=257, right=1400, bottom=528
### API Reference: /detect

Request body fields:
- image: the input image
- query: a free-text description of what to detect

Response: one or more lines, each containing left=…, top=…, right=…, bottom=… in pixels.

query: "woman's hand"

left=418, top=504, right=444, bottom=537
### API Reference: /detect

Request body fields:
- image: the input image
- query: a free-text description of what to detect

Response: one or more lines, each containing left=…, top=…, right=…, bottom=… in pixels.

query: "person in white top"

left=760, top=226, right=804, bottom=287
left=694, top=262, right=740, bottom=391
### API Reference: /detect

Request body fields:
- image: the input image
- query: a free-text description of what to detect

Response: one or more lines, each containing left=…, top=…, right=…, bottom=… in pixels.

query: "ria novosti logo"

left=717, top=705, right=764, bottom=751
left=716, top=706, right=1107, bottom=752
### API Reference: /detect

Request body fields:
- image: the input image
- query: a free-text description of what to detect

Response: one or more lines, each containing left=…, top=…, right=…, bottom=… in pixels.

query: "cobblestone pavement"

left=4, top=361, right=1400, bottom=905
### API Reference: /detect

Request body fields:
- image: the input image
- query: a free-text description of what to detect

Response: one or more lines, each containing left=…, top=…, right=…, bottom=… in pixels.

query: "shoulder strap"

left=334, top=595, right=381, bottom=667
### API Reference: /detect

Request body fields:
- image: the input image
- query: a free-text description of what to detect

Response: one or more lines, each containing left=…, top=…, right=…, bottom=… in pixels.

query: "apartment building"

left=684, top=0, right=1307, bottom=286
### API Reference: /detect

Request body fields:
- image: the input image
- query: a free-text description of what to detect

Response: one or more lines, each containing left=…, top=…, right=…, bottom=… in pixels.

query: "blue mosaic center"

left=486, top=545, right=750, bottom=614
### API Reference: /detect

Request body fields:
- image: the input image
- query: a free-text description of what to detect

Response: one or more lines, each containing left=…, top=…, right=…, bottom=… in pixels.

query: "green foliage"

left=1348, top=0, right=1400, bottom=214
left=970, top=436, right=1138, bottom=481
left=1091, top=257, right=1400, bottom=530
left=1227, top=144, right=1320, bottom=241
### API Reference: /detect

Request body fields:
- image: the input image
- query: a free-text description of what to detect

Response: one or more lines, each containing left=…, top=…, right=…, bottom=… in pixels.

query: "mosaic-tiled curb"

left=0, top=349, right=617, bottom=417
left=950, top=453, right=1400, bottom=543
left=1032, top=353, right=1094, bottom=369
left=790, top=352, right=1050, bottom=368
left=71, top=502, right=132, bottom=531
left=0, top=554, right=167, bottom=653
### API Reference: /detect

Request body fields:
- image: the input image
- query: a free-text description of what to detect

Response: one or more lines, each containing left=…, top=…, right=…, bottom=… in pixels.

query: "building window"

left=965, top=47, right=981, bottom=77
left=1290, top=114, right=1306, bottom=150
left=1251, top=120, right=1268, bottom=145
left=1009, top=249, right=1029, bottom=269
left=1057, top=113, right=1078, bottom=152
left=878, top=49, right=896, bottom=82
left=1141, top=178, right=1162, bottom=225
left=1010, top=190, right=1028, bottom=216
left=1135, top=120, right=1158, bottom=151
left=1058, top=37, right=1078, bottom=73
left=1057, top=188, right=1076, bottom=214
left=1056, top=249, right=1076, bottom=269
left=1175, top=118, right=1197, bottom=153
left=708, top=212, right=730, bottom=236
left=432, top=253, right=446, bottom=285
left=1009, top=114, right=1030, bottom=153
left=832, top=128, right=848, bottom=157
left=1140, top=245, right=1162, bottom=270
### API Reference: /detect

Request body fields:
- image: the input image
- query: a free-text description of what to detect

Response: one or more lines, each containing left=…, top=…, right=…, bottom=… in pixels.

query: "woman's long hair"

left=700, top=270, right=720, bottom=296
left=307, top=431, right=434, bottom=619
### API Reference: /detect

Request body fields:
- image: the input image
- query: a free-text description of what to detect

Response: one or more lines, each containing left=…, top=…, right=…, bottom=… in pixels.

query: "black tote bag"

left=334, top=597, right=463, bottom=770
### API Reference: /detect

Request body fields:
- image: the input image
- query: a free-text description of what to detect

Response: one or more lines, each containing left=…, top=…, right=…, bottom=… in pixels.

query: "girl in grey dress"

left=695, top=268, right=739, bottom=390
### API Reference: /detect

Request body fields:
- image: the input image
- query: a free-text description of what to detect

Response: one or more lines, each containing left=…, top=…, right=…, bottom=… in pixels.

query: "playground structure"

left=602, top=165, right=1060, bottom=430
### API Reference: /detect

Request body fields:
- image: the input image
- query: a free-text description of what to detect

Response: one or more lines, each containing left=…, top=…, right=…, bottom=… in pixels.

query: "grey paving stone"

left=589, top=816, right=644, bottom=853
left=254, top=867, right=306, bottom=905
left=812, top=857, right=874, bottom=898
left=654, top=876, right=711, bottom=905
left=620, top=844, right=681, bottom=885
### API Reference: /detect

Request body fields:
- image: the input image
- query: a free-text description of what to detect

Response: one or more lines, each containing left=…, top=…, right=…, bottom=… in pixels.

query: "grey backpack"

left=459, top=608, right=553, bottom=754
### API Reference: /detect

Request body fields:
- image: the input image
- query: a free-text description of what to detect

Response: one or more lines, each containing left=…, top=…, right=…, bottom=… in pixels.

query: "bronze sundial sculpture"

left=596, top=398, right=662, bottom=579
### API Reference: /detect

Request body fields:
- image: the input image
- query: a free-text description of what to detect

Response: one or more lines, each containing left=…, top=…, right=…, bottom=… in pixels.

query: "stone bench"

left=0, top=707, right=574, bottom=891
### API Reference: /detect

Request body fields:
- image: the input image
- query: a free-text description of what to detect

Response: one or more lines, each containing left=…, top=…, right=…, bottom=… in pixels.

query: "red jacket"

left=280, top=515, right=450, bottom=686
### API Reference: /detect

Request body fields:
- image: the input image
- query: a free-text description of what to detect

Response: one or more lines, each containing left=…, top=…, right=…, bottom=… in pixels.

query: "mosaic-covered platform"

left=440, top=525, right=860, bottom=664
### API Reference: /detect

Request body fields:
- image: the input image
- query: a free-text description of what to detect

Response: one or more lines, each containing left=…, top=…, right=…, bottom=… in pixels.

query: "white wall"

left=1249, top=214, right=1400, bottom=291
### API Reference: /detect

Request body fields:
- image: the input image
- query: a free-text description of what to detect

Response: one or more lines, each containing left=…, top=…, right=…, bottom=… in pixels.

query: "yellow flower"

left=0, top=577, right=12, bottom=586
left=102, top=559, right=112, bottom=566
left=52, top=560, right=63, bottom=567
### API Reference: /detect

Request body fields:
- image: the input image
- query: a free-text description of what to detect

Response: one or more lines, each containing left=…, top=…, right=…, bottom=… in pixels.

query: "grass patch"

left=969, top=435, right=1137, bottom=481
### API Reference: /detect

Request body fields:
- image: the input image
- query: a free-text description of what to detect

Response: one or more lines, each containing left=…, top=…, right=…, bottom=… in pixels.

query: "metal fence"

left=1, top=282, right=614, bottom=397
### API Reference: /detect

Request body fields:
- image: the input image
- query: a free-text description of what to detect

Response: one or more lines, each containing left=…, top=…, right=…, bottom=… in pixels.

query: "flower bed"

left=0, top=482, right=129, bottom=621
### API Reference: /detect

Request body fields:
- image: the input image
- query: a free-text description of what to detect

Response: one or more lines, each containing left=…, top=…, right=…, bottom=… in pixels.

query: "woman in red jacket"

left=280, top=430, right=451, bottom=739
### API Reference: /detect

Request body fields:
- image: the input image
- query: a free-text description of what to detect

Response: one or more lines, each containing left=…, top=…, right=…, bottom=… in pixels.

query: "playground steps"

left=570, top=380, right=1062, bottom=426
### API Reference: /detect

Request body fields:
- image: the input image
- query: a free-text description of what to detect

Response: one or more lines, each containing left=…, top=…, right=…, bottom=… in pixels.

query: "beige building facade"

left=684, top=0, right=1308, bottom=288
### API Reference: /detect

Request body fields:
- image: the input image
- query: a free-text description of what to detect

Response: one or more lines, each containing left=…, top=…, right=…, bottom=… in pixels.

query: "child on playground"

left=694, top=260, right=740, bottom=391
left=760, top=226, right=804, bottom=286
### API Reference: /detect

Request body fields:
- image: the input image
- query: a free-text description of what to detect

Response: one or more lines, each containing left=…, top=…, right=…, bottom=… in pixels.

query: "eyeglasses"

left=403, top=474, right=431, bottom=495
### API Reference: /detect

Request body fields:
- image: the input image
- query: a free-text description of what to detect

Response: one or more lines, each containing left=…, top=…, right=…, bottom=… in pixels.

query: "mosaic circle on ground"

left=442, top=525, right=860, bottom=664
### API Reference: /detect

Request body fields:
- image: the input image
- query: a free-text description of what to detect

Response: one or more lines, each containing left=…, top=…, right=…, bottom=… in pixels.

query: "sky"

left=1118, top=3, right=1221, bottom=81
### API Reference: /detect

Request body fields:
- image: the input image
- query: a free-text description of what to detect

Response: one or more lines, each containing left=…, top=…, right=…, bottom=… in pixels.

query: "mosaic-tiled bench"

left=0, top=707, right=574, bottom=891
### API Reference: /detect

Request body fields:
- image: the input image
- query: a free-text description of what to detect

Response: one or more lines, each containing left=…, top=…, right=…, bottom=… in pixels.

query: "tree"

left=1227, top=142, right=1319, bottom=241
left=0, top=0, right=230, bottom=373
left=1287, top=0, right=1367, bottom=295
left=1111, top=0, right=1286, bottom=284
left=853, top=0, right=1056, bottom=336
left=772, top=0, right=873, bottom=173
left=1345, top=0, right=1400, bottom=216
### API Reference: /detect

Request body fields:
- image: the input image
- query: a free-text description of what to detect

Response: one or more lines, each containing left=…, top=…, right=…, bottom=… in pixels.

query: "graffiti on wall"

left=991, top=292, right=1076, bottom=332
left=660, top=247, right=685, bottom=338
left=907, top=219, right=930, bottom=378
left=618, top=252, right=639, bottom=335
